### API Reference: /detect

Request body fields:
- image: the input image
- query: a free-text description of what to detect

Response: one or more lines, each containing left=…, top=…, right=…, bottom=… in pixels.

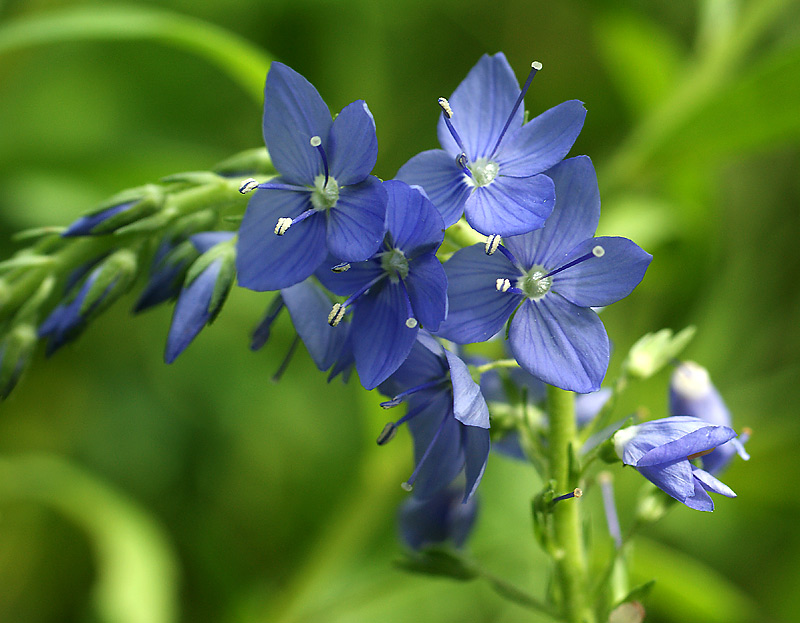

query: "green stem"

left=547, top=385, right=594, bottom=623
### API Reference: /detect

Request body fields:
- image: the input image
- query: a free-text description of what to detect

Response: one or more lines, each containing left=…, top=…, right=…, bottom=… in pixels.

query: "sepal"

left=79, top=249, right=138, bottom=316
left=623, top=326, right=696, bottom=379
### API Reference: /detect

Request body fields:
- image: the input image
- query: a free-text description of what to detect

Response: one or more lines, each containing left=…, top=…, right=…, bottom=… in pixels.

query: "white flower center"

left=517, top=266, right=552, bottom=300
left=467, top=157, right=499, bottom=187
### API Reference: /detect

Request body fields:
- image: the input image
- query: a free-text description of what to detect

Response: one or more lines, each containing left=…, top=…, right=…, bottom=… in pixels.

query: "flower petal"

left=281, top=280, right=346, bottom=371
left=692, top=466, right=736, bottom=498
left=498, top=100, right=586, bottom=176
left=436, top=53, right=522, bottom=159
left=262, top=62, right=333, bottom=185
left=407, top=394, right=464, bottom=500
left=636, top=424, right=737, bottom=467
left=552, top=236, right=652, bottom=307
left=434, top=245, right=521, bottom=344
left=465, top=174, right=555, bottom=236
left=508, top=294, right=609, bottom=393
left=636, top=460, right=696, bottom=501
left=236, top=187, right=327, bottom=291
left=326, top=176, right=387, bottom=262
left=327, top=100, right=378, bottom=185
left=461, top=425, right=490, bottom=502
left=445, top=349, right=490, bottom=428
left=395, top=150, right=471, bottom=228
left=315, top=255, right=384, bottom=297
left=352, top=281, right=418, bottom=390
left=619, top=417, right=711, bottom=465
left=682, top=477, right=715, bottom=511
left=164, top=259, right=220, bottom=363
left=384, top=180, right=445, bottom=255
left=378, top=330, right=447, bottom=398
left=406, top=253, right=448, bottom=331
left=190, top=231, right=235, bottom=254
left=503, top=156, right=600, bottom=269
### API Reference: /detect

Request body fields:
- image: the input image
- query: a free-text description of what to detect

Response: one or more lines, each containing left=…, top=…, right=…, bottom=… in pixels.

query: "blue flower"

left=397, top=53, right=586, bottom=236
left=613, top=416, right=738, bottom=511
left=398, top=487, right=478, bottom=551
left=317, top=180, right=447, bottom=390
left=236, top=62, right=388, bottom=291
left=670, top=361, right=750, bottom=475
left=435, top=156, right=652, bottom=393
left=164, top=232, right=235, bottom=363
left=250, top=279, right=350, bottom=375
left=377, top=331, right=490, bottom=503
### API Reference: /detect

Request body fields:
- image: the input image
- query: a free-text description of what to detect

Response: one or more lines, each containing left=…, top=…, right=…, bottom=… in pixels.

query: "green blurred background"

left=0, top=0, right=799, bottom=621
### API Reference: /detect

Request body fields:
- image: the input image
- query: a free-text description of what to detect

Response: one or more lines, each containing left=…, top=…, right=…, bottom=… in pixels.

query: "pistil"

left=490, top=61, right=542, bottom=158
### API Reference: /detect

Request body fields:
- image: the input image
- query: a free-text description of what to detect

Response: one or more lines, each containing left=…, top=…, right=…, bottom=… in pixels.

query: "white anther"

left=274, top=217, right=293, bottom=236
left=309, top=136, right=322, bottom=147
left=239, top=178, right=259, bottom=194
left=405, top=317, right=418, bottom=329
left=400, top=482, right=413, bottom=492
left=327, top=303, right=345, bottom=326
left=532, top=61, right=543, bottom=71
left=485, top=234, right=502, bottom=255
left=331, top=263, right=351, bottom=273
left=496, top=278, right=511, bottom=292
left=592, top=245, right=605, bottom=257
left=438, top=97, right=453, bottom=118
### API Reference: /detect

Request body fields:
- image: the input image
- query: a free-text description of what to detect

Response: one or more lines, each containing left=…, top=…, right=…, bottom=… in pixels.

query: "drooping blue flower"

left=398, top=487, right=479, bottom=551
left=613, top=416, right=738, bottom=511
left=397, top=53, right=586, bottom=236
left=317, top=180, right=448, bottom=390
left=236, top=62, right=388, bottom=291
left=435, top=156, right=652, bottom=393
left=670, top=361, right=750, bottom=475
left=164, top=232, right=235, bottom=363
left=250, top=279, right=350, bottom=376
left=377, top=331, right=490, bottom=502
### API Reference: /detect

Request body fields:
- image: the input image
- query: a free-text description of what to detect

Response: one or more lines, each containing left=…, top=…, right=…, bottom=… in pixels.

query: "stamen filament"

left=402, top=410, right=451, bottom=491
left=543, top=245, right=604, bottom=279
left=256, top=181, right=310, bottom=192
left=438, top=97, right=469, bottom=156
left=274, top=209, right=317, bottom=236
left=496, top=244, right=524, bottom=271
left=552, top=488, right=583, bottom=503
left=490, top=61, right=542, bottom=158
left=310, top=136, right=330, bottom=187
left=380, top=380, right=444, bottom=408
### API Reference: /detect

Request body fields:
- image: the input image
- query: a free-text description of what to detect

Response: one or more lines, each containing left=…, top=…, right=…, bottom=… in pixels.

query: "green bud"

left=0, top=323, right=37, bottom=399
left=623, top=326, right=696, bottom=379
left=79, top=184, right=165, bottom=236
left=80, top=249, right=138, bottom=316
left=160, top=171, right=223, bottom=187
left=212, top=148, right=275, bottom=177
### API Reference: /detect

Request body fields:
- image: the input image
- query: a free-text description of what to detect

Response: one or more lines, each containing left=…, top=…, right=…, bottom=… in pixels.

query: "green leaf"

left=0, top=4, right=272, bottom=105
left=594, top=11, right=685, bottom=118
left=0, top=454, right=179, bottom=623
left=394, top=548, right=478, bottom=581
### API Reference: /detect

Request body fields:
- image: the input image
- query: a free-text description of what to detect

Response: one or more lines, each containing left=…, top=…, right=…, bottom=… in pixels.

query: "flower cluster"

left=8, top=53, right=749, bottom=559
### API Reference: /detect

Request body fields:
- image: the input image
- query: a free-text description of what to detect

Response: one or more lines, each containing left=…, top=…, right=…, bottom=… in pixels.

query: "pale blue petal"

left=445, top=350, right=490, bottom=428
left=281, top=280, right=345, bottom=371
left=636, top=460, right=695, bottom=501
left=384, top=180, right=445, bottom=255
left=636, top=425, right=737, bottom=467
left=262, top=62, right=332, bottom=185
left=406, top=253, right=448, bottom=331
left=465, top=174, right=555, bottom=236
left=682, top=478, right=715, bottom=511
left=315, top=255, right=384, bottom=297
left=436, top=53, right=521, bottom=159
left=552, top=237, right=652, bottom=307
left=620, top=417, right=710, bottom=465
left=498, top=101, right=586, bottom=176
left=378, top=330, right=447, bottom=398
left=503, top=156, right=600, bottom=269
left=508, top=294, right=608, bottom=393
left=327, top=100, right=378, bottom=186
left=434, top=245, right=521, bottom=344
left=461, top=425, right=490, bottom=502
left=693, top=466, right=736, bottom=498
left=236, top=187, right=327, bottom=291
left=396, top=150, right=471, bottom=227
left=326, top=176, right=387, bottom=261
left=352, top=282, right=418, bottom=390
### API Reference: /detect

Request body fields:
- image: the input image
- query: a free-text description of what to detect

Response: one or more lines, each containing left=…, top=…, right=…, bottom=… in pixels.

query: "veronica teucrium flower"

left=377, top=331, right=490, bottom=502
left=318, top=180, right=447, bottom=390
left=613, top=416, right=738, bottom=511
left=670, top=361, right=750, bottom=475
left=236, top=62, right=387, bottom=291
left=435, top=156, right=651, bottom=393
left=397, top=52, right=586, bottom=236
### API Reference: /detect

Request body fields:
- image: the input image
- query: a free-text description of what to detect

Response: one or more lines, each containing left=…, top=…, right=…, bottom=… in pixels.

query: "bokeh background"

left=0, top=0, right=799, bottom=621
